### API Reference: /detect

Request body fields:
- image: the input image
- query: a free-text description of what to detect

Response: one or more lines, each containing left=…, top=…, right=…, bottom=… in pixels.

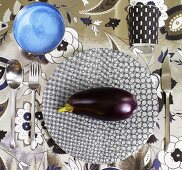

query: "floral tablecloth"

left=0, top=0, right=182, bottom=169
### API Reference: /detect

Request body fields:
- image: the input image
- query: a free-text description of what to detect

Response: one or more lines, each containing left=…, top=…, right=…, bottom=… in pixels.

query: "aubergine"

left=58, top=87, right=137, bottom=121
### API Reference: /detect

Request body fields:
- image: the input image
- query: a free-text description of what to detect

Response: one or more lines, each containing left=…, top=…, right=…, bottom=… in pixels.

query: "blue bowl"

left=13, top=2, right=65, bottom=54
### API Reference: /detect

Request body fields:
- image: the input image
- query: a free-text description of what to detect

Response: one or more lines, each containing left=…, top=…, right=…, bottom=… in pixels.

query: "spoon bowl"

left=6, top=60, right=23, bottom=89
left=6, top=59, right=23, bottom=149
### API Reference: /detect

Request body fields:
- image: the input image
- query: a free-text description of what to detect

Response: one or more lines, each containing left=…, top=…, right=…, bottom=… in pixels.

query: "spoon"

left=6, top=60, right=23, bottom=149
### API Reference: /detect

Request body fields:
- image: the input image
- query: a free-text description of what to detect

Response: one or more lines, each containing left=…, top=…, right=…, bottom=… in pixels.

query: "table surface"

left=0, top=0, right=181, bottom=170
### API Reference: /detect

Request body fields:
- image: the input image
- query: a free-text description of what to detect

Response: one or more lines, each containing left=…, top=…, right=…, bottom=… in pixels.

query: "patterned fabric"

left=43, top=48, right=158, bottom=163
left=0, top=0, right=181, bottom=169
left=160, top=5, right=182, bottom=40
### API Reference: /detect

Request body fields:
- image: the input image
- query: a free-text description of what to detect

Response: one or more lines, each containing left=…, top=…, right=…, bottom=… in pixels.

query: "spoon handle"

left=31, top=90, right=36, bottom=150
left=10, top=89, right=17, bottom=149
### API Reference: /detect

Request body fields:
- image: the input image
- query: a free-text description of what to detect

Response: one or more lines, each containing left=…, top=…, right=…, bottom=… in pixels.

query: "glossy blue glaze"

left=13, top=2, right=65, bottom=54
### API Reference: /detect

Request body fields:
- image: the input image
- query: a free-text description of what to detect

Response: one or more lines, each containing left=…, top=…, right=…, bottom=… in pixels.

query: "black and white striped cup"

left=128, top=4, right=160, bottom=53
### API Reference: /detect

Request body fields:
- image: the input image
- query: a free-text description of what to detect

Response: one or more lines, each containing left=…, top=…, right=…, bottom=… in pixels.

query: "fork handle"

left=31, top=89, right=36, bottom=150
left=164, top=91, right=170, bottom=150
left=10, top=89, right=17, bottom=149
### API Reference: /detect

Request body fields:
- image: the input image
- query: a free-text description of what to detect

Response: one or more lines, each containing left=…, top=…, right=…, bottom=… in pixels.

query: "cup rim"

left=132, top=43, right=157, bottom=46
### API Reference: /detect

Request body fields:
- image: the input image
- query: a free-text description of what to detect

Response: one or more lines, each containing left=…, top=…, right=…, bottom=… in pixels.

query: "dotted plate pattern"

left=42, top=48, right=158, bottom=164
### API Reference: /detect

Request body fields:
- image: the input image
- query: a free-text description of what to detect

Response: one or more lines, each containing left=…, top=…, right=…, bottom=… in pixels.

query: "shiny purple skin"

left=68, top=87, right=137, bottom=121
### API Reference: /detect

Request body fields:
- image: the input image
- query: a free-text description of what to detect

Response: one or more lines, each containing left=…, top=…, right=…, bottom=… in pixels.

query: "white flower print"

left=15, top=102, right=43, bottom=147
left=91, top=25, right=98, bottom=36
left=45, top=27, right=83, bottom=64
left=93, top=20, right=103, bottom=26
left=74, top=17, right=78, bottom=23
left=82, top=0, right=89, bottom=6
left=158, top=136, right=182, bottom=170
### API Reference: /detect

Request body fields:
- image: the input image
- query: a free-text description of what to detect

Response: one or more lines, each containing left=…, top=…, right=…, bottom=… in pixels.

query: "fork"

left=28, top=61, right=40, bottom=150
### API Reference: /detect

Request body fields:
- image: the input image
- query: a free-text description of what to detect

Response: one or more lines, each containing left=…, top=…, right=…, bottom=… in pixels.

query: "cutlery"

left=6, top=60, right=23, bottom=149
left=161, top=55, right=171, bottom=150
left=28, top=61, right=39, bottom=150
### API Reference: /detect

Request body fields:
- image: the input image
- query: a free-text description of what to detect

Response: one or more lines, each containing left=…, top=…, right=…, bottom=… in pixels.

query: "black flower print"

left=105, top=18, right=121, bottom=30
left=171, top=149, right=182, bottom=162
left=1, top=23, right=7, bottom=28
left=160, top=5, right=182, bottom=40
left=0, top=157, right=6, bottom=170
left=28, top=131, right=38, bottom=138
left=47, top=138, right=55, bottom=147
left=41, top=121, right=47, bottom=129
left=0, top=22, right=8, bottom=33
left=136, top=2, right=144, bottom=6
left=22, top=122, right=31, bottom=131
left=23, top=112, right=31, bottom=121
left=0, top=130, right=7, bottom=142
left=47, top=138, right=66, bottom=154
left=35, top=111, right=43, bottom=120
left=0, top=100, right=8, bottom=118
left=57, top=40, right=68, bottom=51
left=52, top=144, right=66, bottom=154
left=0, top=66, right=5, bottom=80
left=147, top=134, right=158, bottom=144
left=0, top=57, right=8, bottom=90
left=147, top=1, right=156, bottom=6
left=80, top=17, right=92, bottom=26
